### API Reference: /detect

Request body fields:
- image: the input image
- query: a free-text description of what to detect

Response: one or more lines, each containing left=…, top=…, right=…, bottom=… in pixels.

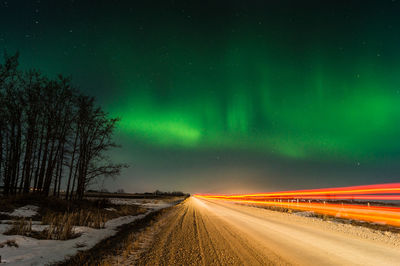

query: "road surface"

left=138, top=197, right=400, bottom=265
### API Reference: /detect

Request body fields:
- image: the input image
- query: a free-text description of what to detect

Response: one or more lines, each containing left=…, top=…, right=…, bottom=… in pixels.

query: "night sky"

left=1, top=0, right=400, bottom=193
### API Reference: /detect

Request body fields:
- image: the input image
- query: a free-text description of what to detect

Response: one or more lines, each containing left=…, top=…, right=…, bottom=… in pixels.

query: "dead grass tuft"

left=42, top=212, right=77, bottom=240
left=43, top=210, right=107, bottom=229
left=39, top=210, right=108, bottom=240
left=4, top=218, right=33, bottom=237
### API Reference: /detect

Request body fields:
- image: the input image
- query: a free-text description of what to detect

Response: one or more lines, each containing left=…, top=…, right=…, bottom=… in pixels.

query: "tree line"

left=0, top=52, right=125, bottom=200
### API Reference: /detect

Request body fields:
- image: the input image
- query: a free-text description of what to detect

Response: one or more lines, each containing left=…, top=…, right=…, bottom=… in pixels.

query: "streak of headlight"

left=195, top=183, right=400, bottom=227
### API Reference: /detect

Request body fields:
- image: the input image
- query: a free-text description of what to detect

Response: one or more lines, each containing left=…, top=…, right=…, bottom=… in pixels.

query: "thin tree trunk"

left=65, top=130, right=78, bottom=200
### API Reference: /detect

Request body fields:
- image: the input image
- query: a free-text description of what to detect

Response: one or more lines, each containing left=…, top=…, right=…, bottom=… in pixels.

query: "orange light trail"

left=227, top=195, right=400, bottom=201
left=195, top=183, right=400, bottom=227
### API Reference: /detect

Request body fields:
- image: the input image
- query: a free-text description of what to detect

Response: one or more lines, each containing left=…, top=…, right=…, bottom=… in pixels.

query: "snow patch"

left=109, top=198, right=177, bottom=210
left=0, top=212, right=149, bottom=265
left=0, top=205, right=39, bottom=218
left=294, top=211, right=314, bottom=217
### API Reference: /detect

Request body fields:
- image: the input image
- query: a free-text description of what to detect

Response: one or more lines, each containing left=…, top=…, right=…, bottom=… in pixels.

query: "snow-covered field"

left=109, top=197, right=181, bottom=210
left=0, top=198, right=179, bottom=265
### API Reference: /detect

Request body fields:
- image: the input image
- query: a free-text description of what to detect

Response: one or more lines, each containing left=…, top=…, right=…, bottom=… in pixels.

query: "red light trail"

left=195, top=183, right=400, bottom=227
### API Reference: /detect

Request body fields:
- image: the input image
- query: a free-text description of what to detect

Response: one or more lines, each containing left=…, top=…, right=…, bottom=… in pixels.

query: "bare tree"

left=0, top=52, right=126, bottom=200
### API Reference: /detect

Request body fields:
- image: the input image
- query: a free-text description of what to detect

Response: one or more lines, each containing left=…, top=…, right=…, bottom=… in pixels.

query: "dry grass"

left=0, top=194, right=146, bottom=220
left=101, top=205, right=175, bottom=265
left=38, top=201, right=146, bottom=240
left=2, top=195, right=147, bottom=241
left=40, top=210, right=109, bottom=240
left=4, top=218, right=33, bottom=237
left=55, top=203, right=181, bottom=266
left=4, top=209, right=107, bottom=240
left=3, top=215, right=77, bottom=240
left=0, top=194, right=67, bottom=216
left=42, top=213, right=77, bottom=240
left=43, top=210, right=106, bottom=229
left=110, top=205, right=146, bottom=218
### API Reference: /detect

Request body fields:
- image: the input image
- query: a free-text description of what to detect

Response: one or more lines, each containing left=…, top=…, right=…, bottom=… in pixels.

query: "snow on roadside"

left=142, top=201, right=175, bottom=210
left=0, top=212, right=149, bottom=265
left=109, top=198, right=141, bottom=205
left=0, top=205, right=39, bottom=218
left=294, top=211, right=314, bottom=217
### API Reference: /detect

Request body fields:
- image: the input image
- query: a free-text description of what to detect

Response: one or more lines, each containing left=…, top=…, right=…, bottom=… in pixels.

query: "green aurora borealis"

left=109, top=3, right=400, bottom=160
left=2, top=0, right=400, bottom=192
left=115, top=58, right=400, bottom=160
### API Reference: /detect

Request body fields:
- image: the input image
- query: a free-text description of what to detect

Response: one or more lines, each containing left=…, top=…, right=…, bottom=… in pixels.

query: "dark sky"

left=1, top=0, right=400, bottom=193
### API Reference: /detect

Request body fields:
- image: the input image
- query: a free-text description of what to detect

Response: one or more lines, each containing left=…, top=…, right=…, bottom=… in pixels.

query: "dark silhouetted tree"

left=0, top=52, right=126, bottom=199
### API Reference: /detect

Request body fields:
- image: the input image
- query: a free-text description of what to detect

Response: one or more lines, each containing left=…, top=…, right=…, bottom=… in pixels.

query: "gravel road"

left=137, top=197, right=400, bottom=265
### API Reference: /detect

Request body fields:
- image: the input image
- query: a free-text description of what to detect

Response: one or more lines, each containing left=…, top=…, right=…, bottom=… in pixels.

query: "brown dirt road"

left=137, top=197, right=285, bottom=266
left=136, top=197, right=400, bottom=266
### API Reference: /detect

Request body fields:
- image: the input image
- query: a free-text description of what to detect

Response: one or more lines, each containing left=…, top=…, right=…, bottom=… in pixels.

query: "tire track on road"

left=138, top=197, right=286, bottom=265
left=193, top=206, right=206, bottom=266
